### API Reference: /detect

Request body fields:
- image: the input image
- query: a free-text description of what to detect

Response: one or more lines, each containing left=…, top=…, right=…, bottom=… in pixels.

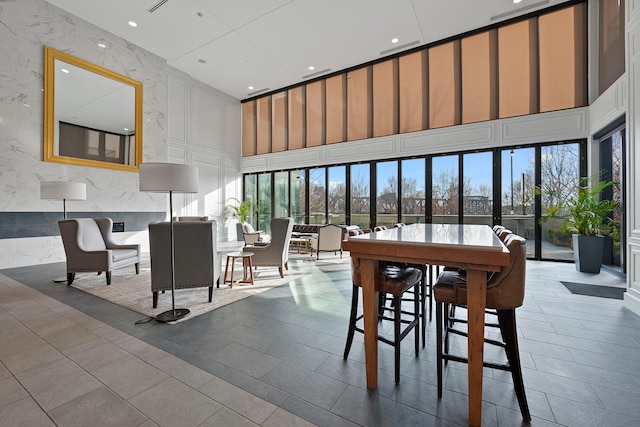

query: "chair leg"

left=153, top=291, right=158, bottom=308
left=498, top=309, right=531, bottom=422
left=208, top=286, right=213, bottom=303
left=278, top=266, right=284, bottom=278
left=436, top=301, right=443, bottom=397
left=443, top=302, right=450, bottom=360
left=135, top=262, right=140, bottom=274
left=414, top=283, right=420, bottom=357
left=106, top=271, right=112, bottom=285
left=394, top=294, right=401, bottom=384
left=67, top=272, right=75, bottom=285
left=343, top=284, right=359, bottom=359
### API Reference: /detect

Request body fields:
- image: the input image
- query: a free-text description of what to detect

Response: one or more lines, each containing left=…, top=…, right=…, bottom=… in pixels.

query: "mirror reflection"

left=44, top=46, right=142, bottom=172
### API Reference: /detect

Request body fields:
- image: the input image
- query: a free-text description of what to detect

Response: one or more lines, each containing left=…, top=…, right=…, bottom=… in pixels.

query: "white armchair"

left=310, top=224, right=344, bottom=260
left=242, top=222, right=271, bottom=246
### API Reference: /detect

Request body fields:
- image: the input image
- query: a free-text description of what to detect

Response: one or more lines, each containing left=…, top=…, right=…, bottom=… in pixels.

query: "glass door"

left=600, top=127, right=625, bottom=272
left=463, top=151, right=493, bottom=226
left=501, top=147, right=535, bottom=257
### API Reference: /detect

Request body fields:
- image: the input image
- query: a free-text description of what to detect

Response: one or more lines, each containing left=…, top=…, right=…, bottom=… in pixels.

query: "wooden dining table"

left=343, top=223, right=510, bottom=426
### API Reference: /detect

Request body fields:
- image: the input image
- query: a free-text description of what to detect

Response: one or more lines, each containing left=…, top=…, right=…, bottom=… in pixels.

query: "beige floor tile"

left=24, top=311, right=76, bottom=335
left=68, top=341, right=131, bottom=372
left=1, top=341, right=64, bottom=375
left=39, top=324, right=104, bottom=354
left=114, top=336, right=170, bottom=364
left=92, top=324, right=132, bottom=342
left=128, top=378, right=222, bottom=427
left=199, top=407, right=259, bottom=427
left=0, top=376, right=30, bottom=408
left=0, top=328, right=47, bottom=359
left=48, top=386, right=148, bottom=427
left=198, top=376, right=277, bottom=424
left=16, top=358, right=103, bottom=411
left=0, top=397, right=55, bottom=427
left=262, top=408, right=318, bottom=427
left=151, top=353, right=214, bottom=389
left=92, top=355, right=169, bottom=400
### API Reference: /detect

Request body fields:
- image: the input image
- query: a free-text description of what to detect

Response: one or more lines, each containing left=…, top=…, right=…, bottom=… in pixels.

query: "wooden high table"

left=343, top=224, right=509, bottom=426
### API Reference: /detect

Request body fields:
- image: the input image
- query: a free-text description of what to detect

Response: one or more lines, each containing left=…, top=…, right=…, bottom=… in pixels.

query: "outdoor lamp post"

left=510, top=149, right=514, bottom=214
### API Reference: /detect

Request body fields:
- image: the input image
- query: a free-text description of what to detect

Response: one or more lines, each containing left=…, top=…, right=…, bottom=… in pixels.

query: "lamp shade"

left=139, top=162, right=199, bottom=193
left=40, top=181, right=87, bottom=200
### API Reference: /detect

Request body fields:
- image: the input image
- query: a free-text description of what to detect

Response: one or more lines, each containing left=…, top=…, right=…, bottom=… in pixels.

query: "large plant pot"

left=572, top=234, right=604, bottom=273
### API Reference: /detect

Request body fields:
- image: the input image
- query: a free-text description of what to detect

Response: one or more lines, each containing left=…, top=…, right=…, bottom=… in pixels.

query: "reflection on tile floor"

left=1, top=254, right=637, bottom=426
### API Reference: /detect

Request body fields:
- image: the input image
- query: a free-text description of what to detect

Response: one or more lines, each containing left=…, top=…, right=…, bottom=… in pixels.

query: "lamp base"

left=156, top=308, right=190, bottom=323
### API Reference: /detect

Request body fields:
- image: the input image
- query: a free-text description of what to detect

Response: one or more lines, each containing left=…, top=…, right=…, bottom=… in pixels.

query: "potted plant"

left=538, top=174, right=620, bottom=273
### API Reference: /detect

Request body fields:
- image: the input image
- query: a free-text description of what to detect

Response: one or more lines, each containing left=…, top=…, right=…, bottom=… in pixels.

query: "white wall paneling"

left=625, top=0, right=640, bottom=314
left=168, top=72, right=188, bottom=142
left=500, top=109, right=589, bottom=143
left=590, top=75, right=627, bottom=134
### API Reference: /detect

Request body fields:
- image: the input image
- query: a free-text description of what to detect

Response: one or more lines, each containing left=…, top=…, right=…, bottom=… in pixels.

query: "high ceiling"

left=44, top=0, right=572, bottom=101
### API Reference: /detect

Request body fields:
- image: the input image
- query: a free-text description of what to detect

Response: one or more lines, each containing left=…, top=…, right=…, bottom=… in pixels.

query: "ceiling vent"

left=148, top=0, right=169, bottom=13
left=247, top=88, right=270, bottom=97
left=490, top=0, right=549, bottom=21
left=380, top=40, right=420, bottom=56
left=302, top=68, right=332, bottom=79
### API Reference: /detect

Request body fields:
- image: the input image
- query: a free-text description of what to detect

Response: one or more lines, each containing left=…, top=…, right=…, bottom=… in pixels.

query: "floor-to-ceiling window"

left=274, top=171, right=289, bottom=219
left=401, top=158, right=426, bottom=224
left=244, top=139, right=591, bottom=262
left=539, top=143, right=581, bottom=260
left=463, top=151, right=493, bottom=225
left=291, top=169, right=306, bottom=224
left=257, top=173, right=272, bottom=232
left=350, top=163, right=371, bottom=229
left=376, top=160, right=398, bottom=227
left=309, top=167, right=326, bottom=224
left=501, top=147, right=536, bottom=257
left=600, top=126, right=625, bottom=271
left=432, top=155, right=459, bottom=224
left=243, top=174, right=257, bottom=227
left=328, top=166, right=346, bottom=224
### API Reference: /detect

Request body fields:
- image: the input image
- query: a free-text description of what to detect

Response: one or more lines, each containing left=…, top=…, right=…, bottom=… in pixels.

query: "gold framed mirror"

left=43, top=46, right=143, bottom=172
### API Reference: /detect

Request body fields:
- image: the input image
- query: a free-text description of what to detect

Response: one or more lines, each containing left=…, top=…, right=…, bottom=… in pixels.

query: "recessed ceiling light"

left=391, top=38, right=399, bottom=44
left=196, top=12, right=204, bottom=17
left=124, top=128, right=129, bottom=131
left=308, top=66, right=315, bottom=71
left=248, top=86, right=254, bottom=90
left=198, top=58, right=206, bottom=64
left=128, top=21, right=138, bottom=27
left=98, top=43, right=106, bottom=48
left=513, top=0, right=522, bottom=3
left=61, top=68, right=70, bottom=73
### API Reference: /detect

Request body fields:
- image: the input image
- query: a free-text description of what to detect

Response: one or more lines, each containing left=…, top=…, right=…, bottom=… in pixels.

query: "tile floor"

left=0, top=253, right=637, bottom=427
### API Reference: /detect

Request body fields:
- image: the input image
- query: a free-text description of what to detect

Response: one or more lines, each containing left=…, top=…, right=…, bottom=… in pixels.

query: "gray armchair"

left=249, top=217, right=294, bottom=278
left=58, top=217, right=140, bottom=286
left=148, top=220, right=220, bottom=308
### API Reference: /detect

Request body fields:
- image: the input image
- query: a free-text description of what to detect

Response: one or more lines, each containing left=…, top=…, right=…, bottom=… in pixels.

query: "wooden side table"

left=223, top=251, right=255, bottom=288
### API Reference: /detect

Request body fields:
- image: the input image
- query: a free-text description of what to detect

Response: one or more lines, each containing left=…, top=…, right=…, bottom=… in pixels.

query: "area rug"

left=561, top=281, right=626, bottom=300
left=66, top=263, right=307, bottom=323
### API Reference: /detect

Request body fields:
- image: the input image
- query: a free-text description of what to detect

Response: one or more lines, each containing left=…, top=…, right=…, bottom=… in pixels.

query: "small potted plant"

left=538, top=174, right=620, bottom=273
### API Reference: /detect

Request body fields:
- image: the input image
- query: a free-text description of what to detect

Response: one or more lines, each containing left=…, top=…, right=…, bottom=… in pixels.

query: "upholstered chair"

left=310, top=224, right=344, bottom=259
left=58, top=217, right=140, bottom=286
left=242, top=222, right=271, bottom=246
left=148, top=220, right=220, bottom=308
left=434, top=233, right=530, bottom=422
left=249, top=217, right=294, bottom=278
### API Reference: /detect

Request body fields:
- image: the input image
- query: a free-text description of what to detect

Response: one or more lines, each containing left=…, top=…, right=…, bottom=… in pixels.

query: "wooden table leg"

left=246, top=257, right=254, bottom=285
left=229, top=256, right=237, bottom=288
left=466, top=269, right=487, bottom=427
left=224, top=256, right=232, bottom=285
left=360, top=258, right=379, bottom=389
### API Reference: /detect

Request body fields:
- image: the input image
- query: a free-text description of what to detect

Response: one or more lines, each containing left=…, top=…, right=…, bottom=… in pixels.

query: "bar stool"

left=434, top=234, right=531, bottom=422
left=344, top=258, right=422, bottom=384
left=374, top=224, right=432, bottom=347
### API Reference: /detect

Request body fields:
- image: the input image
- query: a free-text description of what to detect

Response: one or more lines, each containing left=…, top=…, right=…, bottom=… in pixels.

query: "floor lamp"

left=41, top=181, right=87, bottom=283
left=139, top=162, right=199, bottom=323
left=40, top=181, right=87, bottom=219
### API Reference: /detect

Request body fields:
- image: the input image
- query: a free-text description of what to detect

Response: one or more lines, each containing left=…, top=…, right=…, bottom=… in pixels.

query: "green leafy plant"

left=537, top=175, right=620, bottom=237
left=224, top=198, right=255, bottom=223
